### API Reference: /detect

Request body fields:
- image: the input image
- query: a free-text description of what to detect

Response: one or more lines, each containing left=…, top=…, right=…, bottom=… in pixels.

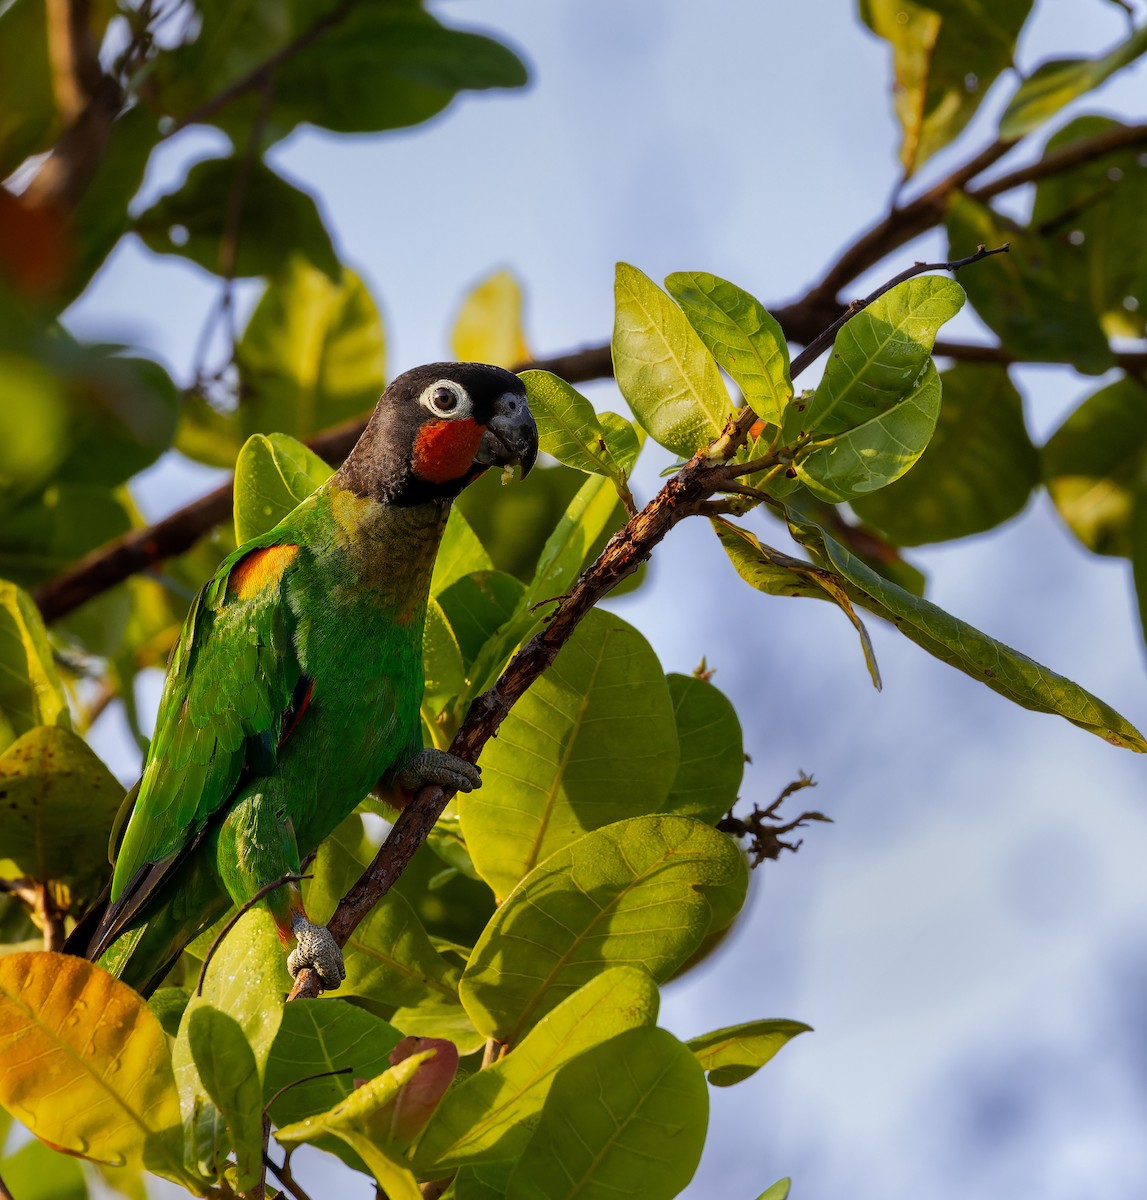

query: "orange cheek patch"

left=229, top=543, right=300, bottom=600
left=413, top=419, right=486, bottom=484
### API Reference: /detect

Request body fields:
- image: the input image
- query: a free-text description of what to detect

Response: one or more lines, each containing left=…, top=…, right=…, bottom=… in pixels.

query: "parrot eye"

left=420, top=379, right=472, bottom=419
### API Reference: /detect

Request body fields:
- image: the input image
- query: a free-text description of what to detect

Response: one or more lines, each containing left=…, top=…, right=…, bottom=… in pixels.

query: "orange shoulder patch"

left=413, top=418, right=486, bottom=484
left=228, top=544, right=299, bottom=601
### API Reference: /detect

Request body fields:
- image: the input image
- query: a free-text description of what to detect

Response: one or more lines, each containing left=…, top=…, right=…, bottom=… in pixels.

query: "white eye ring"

left=419, top=379, right=472, bottom=419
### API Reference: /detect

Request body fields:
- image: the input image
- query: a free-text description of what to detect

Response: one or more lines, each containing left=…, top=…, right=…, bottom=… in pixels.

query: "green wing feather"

left=110, top=532, right=306, bottom=903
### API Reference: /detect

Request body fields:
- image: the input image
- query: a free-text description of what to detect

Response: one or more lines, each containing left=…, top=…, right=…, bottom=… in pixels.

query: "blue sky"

left=65, top=3, right=1147, bottom=1197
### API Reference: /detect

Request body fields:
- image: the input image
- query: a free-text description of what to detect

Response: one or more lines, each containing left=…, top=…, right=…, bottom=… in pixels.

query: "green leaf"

left=861, top=0, right=1033, bottom=175
left=149, top=988, right=191, bottom=1039
left=463, top=609, right=679, bottom=899
left=269, top=6, right=528, bottom=138
left=136, top=158, right=340, bottom=281
left=665, top=673, right=745, bottom=824
left=1000, top=23, right=1147, bottom=140
left=265, top=998, right=402, bottom=1126
left=686, top=1018, right=811, bottom=1086
left=1043, top=378, right=1147, bottom=558
left=789, top=511, right=1147, bottom=751
left=431, top=508, right=494, bottom=596
left=275, top=1054, right=428, bottom=1200
left=0, top=351, right=72, bottom=512
left=58, top=107, right=160, bottom=310
left=0, top=0, right=56, bottom=177
left=795, top=359, right=943, bottom=502
left=946, top=193, right=1112, bottom=374
left=757, top=1181, right=792, bottom=1200
left=452, top=269, right=530, bottom=368
left=423, top=598, right=466, bottom=722
left=174, top=908, right=290, bottom=1182
left=520, top=370, right=631, bottom=488
left=233, top=431, right=334, bottom=543
left=436, top=571, right=526, bottom=668
left=456, top=1163, right=516, bottom=1200
left=390, top=996, right=485, bottom=1058
left=305, top=821, right=461, bottom=1005
left=799, top=276, right=964, bottom=439
left=715, top=519, right=882, bottom=691
left=0, top=1136, right=87, bottom=1200
left=613, top=262, right=733, bottom=457
left=0, top=581, right=70, bottom=751
left=665, top=271, right=793, bottom=425
left=188, top=1006, right=264, bottom=1190
left=0, top=726, right=122, bottom=904
left=460, top=815, right=748, bottom=1043
left=853, top=364, right=1039, bottom=544
left=1031, top=116, right=1147, bottom=341
left=1131, top=475, right=1147, bottom=653
left=599, top=410, right=643, bottom=477
left=0, top=483, right=132, bottom=591
left=416, top=966, right=660, bottom=1171
left=505, top=1027, right=708, bottom=1200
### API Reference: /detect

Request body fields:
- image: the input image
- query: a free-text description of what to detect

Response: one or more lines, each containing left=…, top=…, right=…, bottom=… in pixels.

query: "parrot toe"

left=398, top=748, right=482, bottom=794
left=288, top=913, right=346, bottom=990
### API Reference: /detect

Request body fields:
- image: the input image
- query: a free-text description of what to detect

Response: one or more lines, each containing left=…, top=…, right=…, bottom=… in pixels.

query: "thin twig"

left=165, top=0, right=360, bottom=137
left=196, top=872, right=309, bottom=996
left=787, top=244, right=1010, bottom=383
left=263, top=1152, right=315, bottom=1200
left=264, top=1067, right=354, bottom=1115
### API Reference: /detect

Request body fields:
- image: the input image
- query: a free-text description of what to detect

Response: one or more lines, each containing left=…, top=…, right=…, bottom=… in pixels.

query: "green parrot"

left=69, top=363, right=537, bottom=996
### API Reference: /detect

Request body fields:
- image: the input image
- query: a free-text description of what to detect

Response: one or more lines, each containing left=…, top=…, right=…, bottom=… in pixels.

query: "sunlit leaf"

left=798, top=276, right=963, bottom=439
left=506, top=1027, right=708, bottom=1200
left=853, top=363, right=1039, bottom=543
left=0, top=954, right=185, bottom=1179
left=1000, top=23, right=1147, bottom=140
left=686, top=1017, right=811, bottom=1086
left=460, top=815, right=748, bottom=1042
left=715, top=519, right=882, bottom=690
left=233, top=431, right=334, bottom=543
left=520, top=370, right=632, bottom=489
left=613, top=263, right=733, bottom=457
left=665, top=271, right=792, bottom=425
left=861, top=0, right=1032, bottom=175
left=0, top=581, right=70, bottom=751
left=789, top=511, right=1146, bottom=750
left=0, top=726, right=122, bottom=905
left=1042, top=377, right=1147, bottom=557
left=757, top=1180, right=792, bottom=1200
left=795, top=360, right=943, bottom=501
left=416, top=966, right=660, bottom=1171
left=452, top=269, right=529, bottom=368
left=463, top=609, right=679, bottom=899
left=665, top=673, right=745, bottom=824
left=431, top=508, right=494, bottom=596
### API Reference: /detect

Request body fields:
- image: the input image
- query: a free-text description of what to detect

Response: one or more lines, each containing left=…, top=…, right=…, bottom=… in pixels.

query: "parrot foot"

left=288, top=913, right=346, bottom=990
left=398, top=749, right=482, bottom=795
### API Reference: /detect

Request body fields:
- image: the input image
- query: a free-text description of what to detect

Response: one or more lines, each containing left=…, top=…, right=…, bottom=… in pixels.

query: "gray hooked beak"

left=477, top=390, right=538, bottom=478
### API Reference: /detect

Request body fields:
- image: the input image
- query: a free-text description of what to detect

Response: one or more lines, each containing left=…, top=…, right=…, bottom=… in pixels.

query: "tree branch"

left=287, top=247, right=996, bottom=1000
left=24, top=0, right=123, bottom=212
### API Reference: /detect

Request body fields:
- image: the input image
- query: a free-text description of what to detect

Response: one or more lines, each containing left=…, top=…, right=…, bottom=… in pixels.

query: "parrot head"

left=336, top=362, right=538, bottom=505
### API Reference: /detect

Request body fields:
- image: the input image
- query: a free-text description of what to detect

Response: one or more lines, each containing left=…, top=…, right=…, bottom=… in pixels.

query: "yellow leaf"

left=451, top=269, right=530, bottom=368
left=0, top=953, right=187, bottom=1183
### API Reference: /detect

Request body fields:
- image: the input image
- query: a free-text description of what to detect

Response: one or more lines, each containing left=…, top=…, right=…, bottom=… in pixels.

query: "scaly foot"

left=287, top=913, right=346, bottom=990
left=397, top=748, right=482, bottom=794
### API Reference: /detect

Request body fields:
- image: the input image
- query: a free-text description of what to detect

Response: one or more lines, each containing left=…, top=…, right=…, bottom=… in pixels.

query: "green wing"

left=109, top=532, right=307, bottom=903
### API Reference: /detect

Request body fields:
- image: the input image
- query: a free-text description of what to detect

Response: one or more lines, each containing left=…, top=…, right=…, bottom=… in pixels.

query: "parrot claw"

left=288, top=913, right=346, bottom=990
left=398, top=748, right=482, bottom=795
